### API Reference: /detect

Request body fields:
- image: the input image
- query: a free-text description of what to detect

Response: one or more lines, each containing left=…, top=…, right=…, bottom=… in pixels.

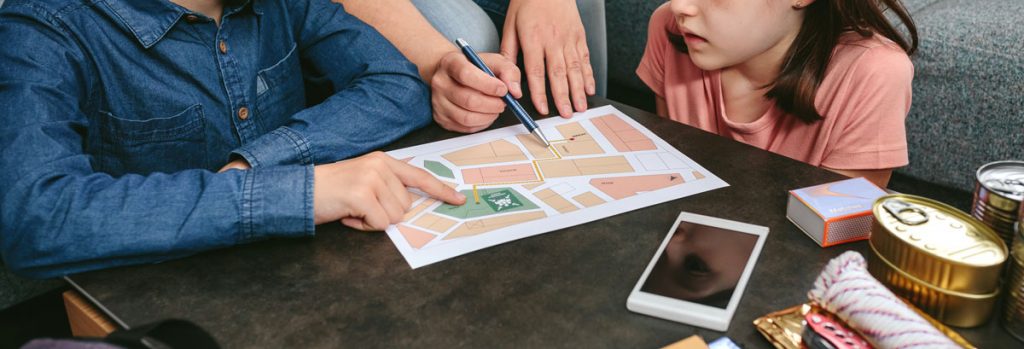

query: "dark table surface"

left=68, top=97, right=1019, bottom=348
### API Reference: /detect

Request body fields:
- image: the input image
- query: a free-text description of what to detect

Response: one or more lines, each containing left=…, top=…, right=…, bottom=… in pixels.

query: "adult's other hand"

left=501, top=0, right=595, bottom=118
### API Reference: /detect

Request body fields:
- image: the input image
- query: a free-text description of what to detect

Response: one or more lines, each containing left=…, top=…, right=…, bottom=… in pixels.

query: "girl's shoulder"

left=648, top=3, right=676, bottom=37
left=832, top=32, right=913, bottom=75
left=825, top=31, right=914, bottom=89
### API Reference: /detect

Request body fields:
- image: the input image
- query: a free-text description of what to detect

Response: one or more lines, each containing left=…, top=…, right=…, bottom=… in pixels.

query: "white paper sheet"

left=385, top=105, right=728, bottom=268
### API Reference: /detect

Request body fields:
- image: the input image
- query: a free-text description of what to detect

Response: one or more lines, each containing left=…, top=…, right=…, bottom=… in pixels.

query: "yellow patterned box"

left=786, top=178, right=887, bottom=247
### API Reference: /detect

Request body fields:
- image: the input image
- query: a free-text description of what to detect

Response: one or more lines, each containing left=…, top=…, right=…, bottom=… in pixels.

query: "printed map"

left=385, top=105, right=728, bottom=268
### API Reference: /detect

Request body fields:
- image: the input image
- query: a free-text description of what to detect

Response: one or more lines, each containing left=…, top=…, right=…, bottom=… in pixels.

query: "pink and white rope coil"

left=807, top=251, right=958, bottom=349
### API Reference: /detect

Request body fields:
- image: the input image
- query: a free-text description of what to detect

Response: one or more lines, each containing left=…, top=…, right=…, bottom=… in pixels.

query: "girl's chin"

left=688, top=54, right=726, bottom=71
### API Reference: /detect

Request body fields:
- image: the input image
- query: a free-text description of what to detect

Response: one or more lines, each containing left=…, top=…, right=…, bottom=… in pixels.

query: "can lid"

left=978, top=161, right=1024, bottom=201
left=876, top=197, right=1007, bottom=267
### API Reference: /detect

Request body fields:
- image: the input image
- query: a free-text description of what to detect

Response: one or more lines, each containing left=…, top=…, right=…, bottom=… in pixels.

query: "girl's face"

left=669, top=0, right=808, bottom=71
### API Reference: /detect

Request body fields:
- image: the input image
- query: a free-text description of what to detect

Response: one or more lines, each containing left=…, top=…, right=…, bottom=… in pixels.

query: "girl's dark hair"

left=667, top=0, right=918, bottom=123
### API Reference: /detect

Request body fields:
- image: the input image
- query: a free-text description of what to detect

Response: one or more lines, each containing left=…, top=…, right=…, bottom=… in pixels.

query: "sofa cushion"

left=606, top=0, right=662, bottom=94
left=899, top=0, right=1024, bottom=190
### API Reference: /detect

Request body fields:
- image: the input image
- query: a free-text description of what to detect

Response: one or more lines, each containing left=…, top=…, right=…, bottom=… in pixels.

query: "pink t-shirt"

left=636, top=4, right=912, bottom=170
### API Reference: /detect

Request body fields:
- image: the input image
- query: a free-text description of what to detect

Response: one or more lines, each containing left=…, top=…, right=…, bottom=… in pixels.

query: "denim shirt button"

left=184, top=15, right=200, bottom=23
left=218, top=40, right=228, bottom=54
left=237, top=106, right=249, bottom=120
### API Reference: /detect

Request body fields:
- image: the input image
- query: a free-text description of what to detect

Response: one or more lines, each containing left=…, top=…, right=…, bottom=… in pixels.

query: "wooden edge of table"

left=63, top=290, right=118, bottom=337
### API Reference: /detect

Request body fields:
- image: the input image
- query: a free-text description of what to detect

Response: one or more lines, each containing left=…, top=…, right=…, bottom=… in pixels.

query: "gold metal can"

left=973, top=160, right=1024, bottom=246
left=871, top=194, right=1007, bottom=294
left=867, top=244, right=999, bottom=328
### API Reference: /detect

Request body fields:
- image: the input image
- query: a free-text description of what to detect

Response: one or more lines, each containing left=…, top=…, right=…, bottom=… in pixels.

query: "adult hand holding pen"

left=431, top=50, right=522, bottom=133
left=501, top=0, right=595, bottom=118
left=340, top=0, right=595, bottom=131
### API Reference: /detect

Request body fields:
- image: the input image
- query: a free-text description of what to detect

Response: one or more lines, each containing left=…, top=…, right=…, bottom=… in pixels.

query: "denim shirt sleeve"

left=0, top=5, right=314, bottom=279
left=231, top=0, right=432, bottom=167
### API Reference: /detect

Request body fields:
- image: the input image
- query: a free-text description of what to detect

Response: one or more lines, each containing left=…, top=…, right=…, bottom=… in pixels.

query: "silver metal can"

left=972, top=160, right=1024, bottom=247
left=1003, top=222, right=1024, bottom=341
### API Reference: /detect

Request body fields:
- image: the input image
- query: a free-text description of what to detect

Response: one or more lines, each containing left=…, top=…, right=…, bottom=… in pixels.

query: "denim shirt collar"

left=100, top=0, right=262, bottom=49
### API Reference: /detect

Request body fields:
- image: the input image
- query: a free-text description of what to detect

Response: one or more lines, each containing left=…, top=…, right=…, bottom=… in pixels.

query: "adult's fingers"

left=562, top=43, right=588, bottom=113
left=499, top=10, right=520, bottom=64
left=520, top=33, right=548, bottom=115
left=443, top=54, right=507, bottom=98
left=441, top=81, right=506, bottom=114
left=386, top=158, right=466, bottom=206
left=484, top=54, right=523, bottom=99
left=544, top=44, right=573, bottom=118
left=577, top=36, right=596, bottom=96
left=433, top=93, right=498, bottom=133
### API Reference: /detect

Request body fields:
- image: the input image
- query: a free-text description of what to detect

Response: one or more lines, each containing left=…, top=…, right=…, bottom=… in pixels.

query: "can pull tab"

left=1000, top=179, right=1024, bottom=194
left=882, top=199, right=929, bottom=225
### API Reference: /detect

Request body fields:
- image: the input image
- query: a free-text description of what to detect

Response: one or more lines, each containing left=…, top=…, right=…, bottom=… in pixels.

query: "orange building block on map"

left=411, top=213, right=459, bottom=233
left=516, top=134, right=557, bottom=160
left=591, top=114, right=657, bottom=152
left=397, top=224, right=436, bottom=249
left=590, top=173, right=684, bottom=199
left=537, top=156, right=634, bottom=178
left=442, top=140, right=527, bottom=166
left=521, top=182, right=545, bottom=190
left=572, top=192, right=607, bottom=207
left=552, top=122, right=605, bottom=156
left=461, top=163, right=539, bottom=184
left=534, top=188, right=579, bottom=213
left=444, top=211, right=548, bottom=240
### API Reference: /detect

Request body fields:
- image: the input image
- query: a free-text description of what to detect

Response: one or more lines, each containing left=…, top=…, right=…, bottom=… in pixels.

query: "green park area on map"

left=433, top=188, right=539, bottom=219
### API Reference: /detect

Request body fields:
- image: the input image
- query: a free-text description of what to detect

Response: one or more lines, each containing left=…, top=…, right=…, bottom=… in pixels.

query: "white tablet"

left=627, top=212, right=769, bottom=331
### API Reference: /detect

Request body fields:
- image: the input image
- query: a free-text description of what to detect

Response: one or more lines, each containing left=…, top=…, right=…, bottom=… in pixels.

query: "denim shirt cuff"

left=232, top=127, right=314, bottom=168
left=240, top=165, right=315, bottom=242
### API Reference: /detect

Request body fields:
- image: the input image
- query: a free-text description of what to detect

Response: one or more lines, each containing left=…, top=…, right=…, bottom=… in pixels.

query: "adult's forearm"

left=337, top=0, right=457, bottom=81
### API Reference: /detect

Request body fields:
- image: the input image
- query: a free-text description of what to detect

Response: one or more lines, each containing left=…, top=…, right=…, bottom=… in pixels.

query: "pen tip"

left=455, top=38, right=469, bottom=48
left=532, top=129, right=550, bottom=147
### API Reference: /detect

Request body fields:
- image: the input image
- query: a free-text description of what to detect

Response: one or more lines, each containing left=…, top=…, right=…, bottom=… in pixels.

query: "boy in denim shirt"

left=0, top=0, right=465, bottom=278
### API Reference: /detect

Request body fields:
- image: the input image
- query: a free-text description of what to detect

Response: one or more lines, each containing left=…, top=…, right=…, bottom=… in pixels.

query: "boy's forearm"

left=337, top=0, right=458, bottom=81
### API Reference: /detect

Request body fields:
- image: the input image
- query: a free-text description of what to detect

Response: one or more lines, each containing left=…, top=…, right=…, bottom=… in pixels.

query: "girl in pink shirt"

left=637, top=0, right=918, bottom=187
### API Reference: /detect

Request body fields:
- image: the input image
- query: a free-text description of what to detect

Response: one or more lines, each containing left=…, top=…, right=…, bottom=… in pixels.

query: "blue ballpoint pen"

left=455, top=38, right=551, bottom=147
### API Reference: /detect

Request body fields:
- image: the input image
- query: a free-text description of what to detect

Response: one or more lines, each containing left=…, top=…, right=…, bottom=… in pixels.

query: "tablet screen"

left=639, top=221, right=759, bottom=309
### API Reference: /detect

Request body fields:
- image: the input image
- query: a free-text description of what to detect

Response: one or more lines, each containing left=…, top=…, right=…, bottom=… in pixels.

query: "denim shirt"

left=0, top=0, right=431, bottom=278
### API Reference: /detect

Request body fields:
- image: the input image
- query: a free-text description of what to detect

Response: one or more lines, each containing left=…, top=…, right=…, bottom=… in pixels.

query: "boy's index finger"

left=386, top=158, right=467, bottom=206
